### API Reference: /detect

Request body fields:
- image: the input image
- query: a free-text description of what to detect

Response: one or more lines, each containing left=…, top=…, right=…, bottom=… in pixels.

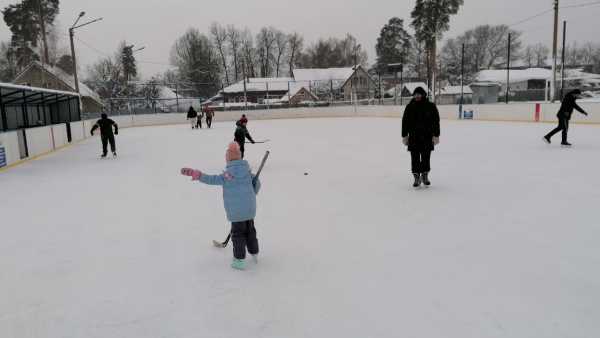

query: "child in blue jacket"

left=181, top=142, right=261, bottom=270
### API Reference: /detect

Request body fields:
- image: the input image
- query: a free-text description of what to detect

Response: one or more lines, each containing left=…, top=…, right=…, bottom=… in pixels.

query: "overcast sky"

left=2, top=0, right=600, bottom=79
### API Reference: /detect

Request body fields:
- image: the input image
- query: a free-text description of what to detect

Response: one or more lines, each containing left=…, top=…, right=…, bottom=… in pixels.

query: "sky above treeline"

left=1, top=0, right=600, bottom=79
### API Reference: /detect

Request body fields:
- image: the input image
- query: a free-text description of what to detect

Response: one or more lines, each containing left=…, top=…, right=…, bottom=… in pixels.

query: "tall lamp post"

left=69, top=12, right=103, bottom=94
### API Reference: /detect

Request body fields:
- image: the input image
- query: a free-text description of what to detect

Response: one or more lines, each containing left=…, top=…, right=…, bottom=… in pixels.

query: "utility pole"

left=460, top=43, right=465, bottom=118
left=69, top=13, right=103, bottom=95
left=69, top=28, right=80, bottom=94
left=551, top=0, right=559, bottom=102
left=561, top=20, right=567, bottom=100
left=506, top=33, right=511, bottom=104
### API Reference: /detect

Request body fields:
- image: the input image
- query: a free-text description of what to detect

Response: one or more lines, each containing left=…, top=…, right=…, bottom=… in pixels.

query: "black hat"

left=101, top=113, right=108, bottom=119
left=413, top=87, right=428, bottom=97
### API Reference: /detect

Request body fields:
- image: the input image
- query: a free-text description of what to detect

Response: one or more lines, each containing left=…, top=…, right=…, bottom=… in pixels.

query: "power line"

left=561, top=0, right=600, bottom=9
left=509, top=9, right=554, bottom=27
left=74, top=37, right=176, bottom=68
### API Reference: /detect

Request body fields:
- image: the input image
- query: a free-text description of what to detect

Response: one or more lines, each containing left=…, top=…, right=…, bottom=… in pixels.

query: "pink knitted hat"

left=226, top=142, right=242, bottom=162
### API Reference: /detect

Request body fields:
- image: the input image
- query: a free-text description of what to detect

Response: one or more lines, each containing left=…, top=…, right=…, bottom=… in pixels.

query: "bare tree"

left=274, top=29, right=288, bottom=77
left=256, top=27, right=276, bottom=77
left=533, top=43, right=549, bottom=67
left=240, top=28, right=256, bottom=78
left=287, top=32, right=303, bottom=75
left=523, top=45, right=534, bottom=68
left=210, top=22, right=230, bottom=85
left=226, top=25, right=242, bottom=82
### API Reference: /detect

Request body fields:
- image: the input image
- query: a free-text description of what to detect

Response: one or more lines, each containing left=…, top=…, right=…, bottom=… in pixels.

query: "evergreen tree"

left=375, top=17, right=411, bottom=69
left=2, top=0, right=60, bottom=65
left=411, top=0, right=463, bottom=94
left=56, top=54, right=74, bottom=75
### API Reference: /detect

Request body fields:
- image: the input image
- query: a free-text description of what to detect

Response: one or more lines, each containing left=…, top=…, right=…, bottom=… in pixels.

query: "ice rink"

left=1, top=117, right=599, bottom=338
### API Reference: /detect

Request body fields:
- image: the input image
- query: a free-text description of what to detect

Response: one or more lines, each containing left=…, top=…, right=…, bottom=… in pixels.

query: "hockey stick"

left=213, top=150, right=270, bottom=248
left=250, top=139, right=270, bottom=144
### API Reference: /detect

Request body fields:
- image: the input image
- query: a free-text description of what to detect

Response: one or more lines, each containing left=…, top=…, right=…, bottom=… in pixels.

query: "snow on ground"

left=1, top=118, right=600, bottom=338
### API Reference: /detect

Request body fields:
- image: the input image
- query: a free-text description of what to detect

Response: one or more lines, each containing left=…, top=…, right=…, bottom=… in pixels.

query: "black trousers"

left=101, top=134, right=116, bottom=155
left=546, top=117, right=569, bottom=143
left=196, top=118, right=203, bottom=129
left=237, top=142, right=245, bottom=159
left=206, top=117, right=212, bottom=128
left=410, top=150, right=431, bottom=174
left=231, top=220, right=259, bottom=259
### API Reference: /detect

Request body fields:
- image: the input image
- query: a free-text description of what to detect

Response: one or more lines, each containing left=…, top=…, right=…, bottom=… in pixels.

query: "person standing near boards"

left=402, top=87, right=440, bottom=188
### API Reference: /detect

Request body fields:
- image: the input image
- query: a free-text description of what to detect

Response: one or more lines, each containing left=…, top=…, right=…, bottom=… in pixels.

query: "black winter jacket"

left=91, top=117, right=118, bottom=136
left=401, top=98, right=440, bottom=152
left=558, top=91, right=587, bottom=120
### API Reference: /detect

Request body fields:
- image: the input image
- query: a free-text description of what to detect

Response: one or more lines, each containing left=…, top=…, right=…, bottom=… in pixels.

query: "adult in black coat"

left=544, top=89, right=588, bottom=146
left=234, top=120, right=255, bottom=158
left=187, top=106, right=198, bottom=129
left=91, top=113, right=119, bottom=157
left=401, top=87, right=441, bottom=187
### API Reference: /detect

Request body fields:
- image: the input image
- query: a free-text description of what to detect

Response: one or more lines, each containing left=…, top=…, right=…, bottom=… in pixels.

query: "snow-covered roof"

left=223, top=77, right=294, bottom=94
left=476, top=68, right=552, bottom=84
left=0, top=82, right=79, bottom=97
left=280, top=83, right=318, bottom=102
left=441, top=85, right=473, bottom=95
left=13, top=61, right=103, bottom=105
left=293, top=67, right=356, bottom=82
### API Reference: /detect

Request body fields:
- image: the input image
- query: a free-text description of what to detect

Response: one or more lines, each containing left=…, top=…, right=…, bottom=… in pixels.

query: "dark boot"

left=561, top=142, right=572, bottom=147
left=422, top=172, right=431, bottom=186
left=413, top=174, right=422, bottom=188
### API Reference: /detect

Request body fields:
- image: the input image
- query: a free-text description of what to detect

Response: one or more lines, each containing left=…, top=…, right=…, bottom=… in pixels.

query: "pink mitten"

left=181, top=168, right=202, bottom=180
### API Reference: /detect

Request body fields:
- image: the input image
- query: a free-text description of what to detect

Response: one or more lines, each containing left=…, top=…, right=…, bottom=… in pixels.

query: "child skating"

left=180, top=142, right=261, bottom=270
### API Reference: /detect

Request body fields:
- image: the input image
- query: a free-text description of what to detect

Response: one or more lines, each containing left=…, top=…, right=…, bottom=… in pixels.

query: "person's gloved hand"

left=251, top=140, right=255, bottom=144
left=90, top=131, right=94, bottom=136
left=433, top=137, right=440, bottom=145
left=402, top=137, right=409, bottom=146
left=584, top=112, right=589, bottom=116
left=181, top=168, right=202, bottom=180
left=115, top=131, right=118, bottom=135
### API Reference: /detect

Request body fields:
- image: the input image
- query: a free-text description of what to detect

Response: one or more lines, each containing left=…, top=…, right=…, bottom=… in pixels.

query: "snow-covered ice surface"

left=1, top=118, right=599, bottom=338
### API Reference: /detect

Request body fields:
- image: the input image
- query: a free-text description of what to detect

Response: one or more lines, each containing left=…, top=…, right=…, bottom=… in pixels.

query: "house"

left=279, top=83, right=319, bottom=105
left=439, top=85, right=473, bottom=105
left=292, top=66, right=376, bottom=101
left=385, top=82, right=429, bottom=98
left=475, top=68, right=552, bottom=93
left=13, top=61, right=104, bottom=113
left=470, top=82, right=501, bottom=104
left=222, top=77, right=294, bottom=104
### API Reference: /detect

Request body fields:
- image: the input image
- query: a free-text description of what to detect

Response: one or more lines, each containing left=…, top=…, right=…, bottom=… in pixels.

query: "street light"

left=69, top=12, right=103, bottom=94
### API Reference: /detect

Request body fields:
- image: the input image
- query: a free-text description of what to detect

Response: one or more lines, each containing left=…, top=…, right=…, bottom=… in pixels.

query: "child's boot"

left=231, top=258, right=245, bottom=270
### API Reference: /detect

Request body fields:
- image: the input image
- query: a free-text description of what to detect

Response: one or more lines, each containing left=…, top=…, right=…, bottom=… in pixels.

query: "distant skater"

left=402, top=87, right=440, bottom=188
left=196, top=108, right=204, bottom=129
left=187, top=106, right=198, bottom=129
left=205, top=105, right=214, bottom=129
left=91, top=113, right=119, bottom=158
left=544, top=89, right=589, bottom=147
left=234, top=119, right=255, bottom=159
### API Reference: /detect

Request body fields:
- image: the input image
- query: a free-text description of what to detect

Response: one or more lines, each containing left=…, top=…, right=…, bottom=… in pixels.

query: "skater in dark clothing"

left=402, top=87, right=440, bottom=187
left=187, top=106, right=198, bottom=129
left=238, top=114, right=248, bottom=126
left=91, top=113, right=119, bottom=157
left=234, top=120, right=255, bottom=158
left=196, top=108, right=204, bottom=129
left=204, top=105, right=214, bottom=128
left=544, top=89, right=589, bottom=146
left=180, top=142, right=261, bottom=270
